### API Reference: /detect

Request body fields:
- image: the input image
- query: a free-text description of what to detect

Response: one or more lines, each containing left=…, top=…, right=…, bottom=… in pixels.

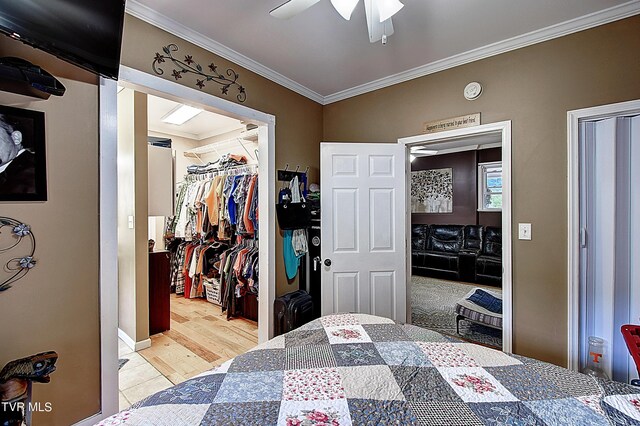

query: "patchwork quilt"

left=99, top=314, right=640, bottom=425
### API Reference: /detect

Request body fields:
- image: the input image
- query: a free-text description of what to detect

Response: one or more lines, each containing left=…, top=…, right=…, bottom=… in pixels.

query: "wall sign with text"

left=423, top=113, right=481, bottom=134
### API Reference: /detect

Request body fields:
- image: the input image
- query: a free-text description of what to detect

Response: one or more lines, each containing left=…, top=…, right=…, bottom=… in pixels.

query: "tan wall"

left=121, top=15, right=324, bottom=295
left=323, top=16, right=640, bottom=366
left=117, top=89, right=150, bottom=343
left=0, top=41, right=100, bottom=424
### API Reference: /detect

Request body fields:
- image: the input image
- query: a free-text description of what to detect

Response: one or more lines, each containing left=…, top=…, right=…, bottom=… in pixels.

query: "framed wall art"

left=411, top=168, right=453, bottom=213
left=0, top=105, right=46, bottom=201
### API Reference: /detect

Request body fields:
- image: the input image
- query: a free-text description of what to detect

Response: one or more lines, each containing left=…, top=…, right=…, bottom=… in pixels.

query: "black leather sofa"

left=412, top=224, right=502, bottom=286
left=475, top=226, right=502, bottom=286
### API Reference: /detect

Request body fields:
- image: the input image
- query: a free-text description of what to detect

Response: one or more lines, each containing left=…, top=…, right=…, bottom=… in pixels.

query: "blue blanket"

left=467, top=288, right=502, bottom=313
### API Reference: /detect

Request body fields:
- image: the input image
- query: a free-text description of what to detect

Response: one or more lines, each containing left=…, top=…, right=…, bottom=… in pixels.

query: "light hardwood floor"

left=118, top=294, right=258, bottom=409
left=140, top=293, right=258, bottom=385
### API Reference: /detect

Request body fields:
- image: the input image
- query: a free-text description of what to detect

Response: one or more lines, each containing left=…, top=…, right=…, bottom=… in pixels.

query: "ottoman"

left=455, top=288, right=503, bottom=334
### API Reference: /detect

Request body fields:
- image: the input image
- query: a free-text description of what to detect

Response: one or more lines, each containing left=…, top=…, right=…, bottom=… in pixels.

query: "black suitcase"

left=287, top=292, right=314, bottom=332
left=274, top=290, right=314, bottom=336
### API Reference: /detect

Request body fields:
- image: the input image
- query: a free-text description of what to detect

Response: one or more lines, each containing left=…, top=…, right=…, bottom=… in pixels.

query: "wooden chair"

left=621, top=324, right=640, bottom=386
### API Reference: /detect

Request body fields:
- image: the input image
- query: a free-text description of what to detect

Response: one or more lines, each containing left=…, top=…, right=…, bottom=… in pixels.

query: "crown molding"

left=125, top=0, right=325, bottom=104
left=126, top=0, right=640, bottom=106
left=323, top=0, right=640, bottom=104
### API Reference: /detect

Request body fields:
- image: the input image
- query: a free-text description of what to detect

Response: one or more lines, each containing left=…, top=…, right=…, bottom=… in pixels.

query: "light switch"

left=128, top=215, right=135, bottom=229
left=519, top=223, right=532, bottom=240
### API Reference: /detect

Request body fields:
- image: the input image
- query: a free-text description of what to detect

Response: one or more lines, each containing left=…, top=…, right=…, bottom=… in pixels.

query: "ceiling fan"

left=270, top=0, right=404, bottom=44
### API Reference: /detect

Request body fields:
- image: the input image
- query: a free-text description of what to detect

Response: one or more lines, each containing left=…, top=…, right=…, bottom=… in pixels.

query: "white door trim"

left=398, top=120, right=513, bottom=353
left=567, top=99, right=640, bottom=371
left=84, top=66, right=276, bottom=425
left=74, top=77, right=120, bottom=426
left=115, top=66, right=276, bottom=342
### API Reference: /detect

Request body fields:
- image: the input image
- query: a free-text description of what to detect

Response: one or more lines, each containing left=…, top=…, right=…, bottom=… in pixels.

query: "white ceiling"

left=127, top=0, right=640, bottom=103
left=146, top=94, right=244, bottom=140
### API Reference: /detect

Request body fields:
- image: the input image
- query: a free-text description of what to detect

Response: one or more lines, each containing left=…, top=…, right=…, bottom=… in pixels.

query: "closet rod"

left=184, top=163, right=258, bottom=181
left=184, top=129, right=259, bottom=158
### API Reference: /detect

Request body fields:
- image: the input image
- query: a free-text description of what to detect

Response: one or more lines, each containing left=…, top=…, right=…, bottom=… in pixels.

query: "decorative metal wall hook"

left=152, top=44, right=247, bottom=103
left=0, top=217, right=36, bottom=292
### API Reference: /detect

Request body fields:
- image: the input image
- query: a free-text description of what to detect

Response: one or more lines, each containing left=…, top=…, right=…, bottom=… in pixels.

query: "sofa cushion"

left=426, top=225, right=463, bottom=253
left=463, top=225, right=483, bottom=251
left=482, top=226, right=502, bottom=257
left=411, top=224, right=429, bottom=251
left=423, top=251, right=459, bottom=271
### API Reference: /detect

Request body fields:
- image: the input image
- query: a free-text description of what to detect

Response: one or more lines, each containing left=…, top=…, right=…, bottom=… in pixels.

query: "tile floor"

left=118, top=339, right=173, bottom=410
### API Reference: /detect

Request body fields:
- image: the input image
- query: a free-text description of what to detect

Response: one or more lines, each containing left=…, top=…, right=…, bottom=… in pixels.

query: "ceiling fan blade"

left=364, top=0, right=394, bottom=42
left=378, top=0, right=404, bottom=22
left=269, top=0, right=321, bottom=19
left=330, top=0, right=360, bottom=20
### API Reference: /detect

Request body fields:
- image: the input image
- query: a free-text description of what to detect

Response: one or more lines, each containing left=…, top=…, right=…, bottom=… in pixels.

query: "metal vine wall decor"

left=152, top=44, right=247, bottom=103
left=0, top=217, right=36, bottom=292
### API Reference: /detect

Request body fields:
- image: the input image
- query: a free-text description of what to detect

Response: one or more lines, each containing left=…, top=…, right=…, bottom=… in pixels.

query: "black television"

left=0, top=0, right=126, bottom=79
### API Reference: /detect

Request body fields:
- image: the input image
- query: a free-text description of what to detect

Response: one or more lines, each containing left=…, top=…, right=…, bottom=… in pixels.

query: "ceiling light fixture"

left=161, top=105, right=203, bottom=125
left=270, top=0, right=404, bottom=44
left=410, top=147, right=439, bottom=156
left=330, top=0, right=359, bottom=20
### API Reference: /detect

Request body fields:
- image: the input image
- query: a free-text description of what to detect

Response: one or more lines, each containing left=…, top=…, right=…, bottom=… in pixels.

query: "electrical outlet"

left=519, top=223, right=532, bottom=240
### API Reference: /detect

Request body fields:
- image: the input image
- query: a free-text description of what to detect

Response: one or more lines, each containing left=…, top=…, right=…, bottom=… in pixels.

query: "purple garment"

left=228, top=175, right=242, bottom=225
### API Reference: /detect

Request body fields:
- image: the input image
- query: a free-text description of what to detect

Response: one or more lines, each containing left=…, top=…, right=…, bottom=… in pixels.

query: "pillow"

left=467, top=289, right=502, bottom=314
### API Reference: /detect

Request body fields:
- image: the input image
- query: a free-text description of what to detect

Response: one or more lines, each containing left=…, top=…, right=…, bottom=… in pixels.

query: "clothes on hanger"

left=165, top=162, right=259, bottom=320
left=281, top=175, right=309, bottom=280
left=169, top=168, right=258, bottom=240
left=219, top=238, right=259, bottom=318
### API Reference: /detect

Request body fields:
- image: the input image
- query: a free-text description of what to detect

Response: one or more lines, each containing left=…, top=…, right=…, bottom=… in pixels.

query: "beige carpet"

left=411, top=275, right=502, bottom=348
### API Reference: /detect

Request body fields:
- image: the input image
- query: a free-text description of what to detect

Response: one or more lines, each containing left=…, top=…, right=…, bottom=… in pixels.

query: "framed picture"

left=0, top=105, right=46, bottom=201
left=411, top=168, right=453, bottom=213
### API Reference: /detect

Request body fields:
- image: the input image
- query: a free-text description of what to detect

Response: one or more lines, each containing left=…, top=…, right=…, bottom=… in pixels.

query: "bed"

left=98, top=314, right=640, bottom=425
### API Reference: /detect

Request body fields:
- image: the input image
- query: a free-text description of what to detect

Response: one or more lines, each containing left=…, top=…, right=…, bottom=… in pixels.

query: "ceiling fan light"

left=331, top=0, right=359, bottom=20
left=377, top=0, right=404, bottom=22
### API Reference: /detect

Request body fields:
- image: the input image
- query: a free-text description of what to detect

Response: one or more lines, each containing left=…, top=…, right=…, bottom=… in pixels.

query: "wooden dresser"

left=149, top=250, right=171, bottom=335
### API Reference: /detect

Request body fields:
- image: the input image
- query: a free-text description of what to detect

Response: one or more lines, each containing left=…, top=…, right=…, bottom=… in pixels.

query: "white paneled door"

left=320, top=143, right=406, bottom=323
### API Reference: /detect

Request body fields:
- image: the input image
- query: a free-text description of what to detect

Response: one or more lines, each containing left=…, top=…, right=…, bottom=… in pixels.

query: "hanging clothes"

left=281, top=174, right=308, bottom=279
left=165, top=163, right=259, bottom=320
left=283, top=230, right=300, bottom=280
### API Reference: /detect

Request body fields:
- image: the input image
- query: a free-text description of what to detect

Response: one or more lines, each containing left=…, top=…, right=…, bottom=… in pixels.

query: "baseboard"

left=118, top=328, right=151, bottom=352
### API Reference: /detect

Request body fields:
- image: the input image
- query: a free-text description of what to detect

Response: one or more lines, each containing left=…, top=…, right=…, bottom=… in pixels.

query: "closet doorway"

left=100, top=66, right=276, bottom=413
left=399, top=121, right=513, bottom=353
left=568, top=99, right=640, bottom=381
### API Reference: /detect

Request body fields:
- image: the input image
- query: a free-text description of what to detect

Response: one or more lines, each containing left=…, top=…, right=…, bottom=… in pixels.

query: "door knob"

left=313, top=256, right=321, bottom=271
left=324, top=259, right=332, bottom=267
